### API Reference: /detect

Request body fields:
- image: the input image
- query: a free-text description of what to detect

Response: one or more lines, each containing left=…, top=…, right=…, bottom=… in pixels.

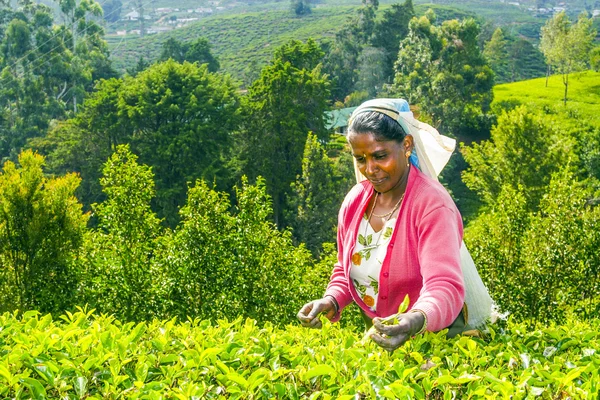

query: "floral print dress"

left=349, top=214, right=396, bottom=312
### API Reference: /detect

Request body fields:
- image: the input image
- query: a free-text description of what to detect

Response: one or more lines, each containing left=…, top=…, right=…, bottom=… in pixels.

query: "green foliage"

left=462, top=106, right=576, bottom=209
left=2, top=310, right=600, bottom=398
left=483, top=28, right=509, bottom=83
left=393, top=12, right=494, bottom=139
left=0, top=150, right=87, bottom=314
left=233, top=39, right=329, bottom=226
left=590, top=46, right=600, bottom=72
left=101, top=0, right=122, bottom=23
left=370, top=0, right=415, bottom=85
left=466, top=168, right=600, bottom=323
left=0, top=0, right=115, bottom=161
left=287, top=132, right=354, bottom=255
left=38, top=60, right=241, bottom=226
left=159, top=37, right=220, bottom=72
left=291, top=0, right=311, bottom=16
left=540, top=11, right=596, bottom=105
left=77, top=145, right=167, bottom=321
left=167, top=176, right=327, bottom=325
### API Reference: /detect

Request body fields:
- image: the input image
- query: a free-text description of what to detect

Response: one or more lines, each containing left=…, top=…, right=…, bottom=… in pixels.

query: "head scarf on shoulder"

left=348, top=98, right=496, bottom=331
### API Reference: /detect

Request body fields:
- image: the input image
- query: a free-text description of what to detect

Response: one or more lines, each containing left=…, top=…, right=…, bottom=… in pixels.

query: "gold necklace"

left=371, top=193, right=405, bottom=218
left=364, top=191, right=406, bottom=246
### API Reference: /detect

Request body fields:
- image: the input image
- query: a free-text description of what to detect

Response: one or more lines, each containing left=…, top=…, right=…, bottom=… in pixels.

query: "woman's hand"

left=369, top=311, right=425, bottom=352
left=297, top=297, right=337, bottom=328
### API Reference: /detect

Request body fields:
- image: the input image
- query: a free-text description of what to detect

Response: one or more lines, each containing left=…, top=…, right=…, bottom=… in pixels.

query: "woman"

left=297, top=99, right=489, bottom=352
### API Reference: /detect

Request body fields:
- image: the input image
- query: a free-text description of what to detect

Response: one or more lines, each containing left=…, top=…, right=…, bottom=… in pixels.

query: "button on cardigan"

left=324, top=166, right=465, bottom=332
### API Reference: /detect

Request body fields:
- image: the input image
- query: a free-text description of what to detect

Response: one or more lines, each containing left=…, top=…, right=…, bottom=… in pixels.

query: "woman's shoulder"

left=341, top=180, right=371, bottom=207
left=410, top=168, right=459, bottom=215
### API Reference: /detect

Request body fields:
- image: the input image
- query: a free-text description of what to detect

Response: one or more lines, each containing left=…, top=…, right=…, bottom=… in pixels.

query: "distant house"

left=325, top=107, right=357, bottom=135
left=593, top=9, right=600, bottom=17
left=116, top=30, right=127, bottom=35
left=508, top=2, right=520, bottom=6
left=124, top=10, right=139, bottom=21
left=553, top=7, right=566, bottom=13
left=195, top=8, right=214, bottom=14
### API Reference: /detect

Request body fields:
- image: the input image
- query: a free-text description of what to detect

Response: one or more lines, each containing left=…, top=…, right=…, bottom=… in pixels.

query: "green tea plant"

left=1, top=309, right=599, bottom=399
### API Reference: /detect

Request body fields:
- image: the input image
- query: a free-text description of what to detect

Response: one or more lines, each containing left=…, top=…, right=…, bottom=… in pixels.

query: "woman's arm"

left=411, top=205, right=465, bottom=332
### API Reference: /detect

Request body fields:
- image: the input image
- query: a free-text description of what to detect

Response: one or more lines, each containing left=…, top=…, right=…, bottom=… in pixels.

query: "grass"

left=493, top=70, right=600, bottom=129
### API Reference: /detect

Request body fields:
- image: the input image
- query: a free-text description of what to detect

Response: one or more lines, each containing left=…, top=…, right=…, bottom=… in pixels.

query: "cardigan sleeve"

left=411, top=205, right=465, bottom=332
left=323, top=200, right=354, bottom=323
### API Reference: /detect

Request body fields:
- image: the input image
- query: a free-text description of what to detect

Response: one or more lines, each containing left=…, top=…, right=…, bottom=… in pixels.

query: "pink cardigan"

left=324, top=166, right=465, bottom=332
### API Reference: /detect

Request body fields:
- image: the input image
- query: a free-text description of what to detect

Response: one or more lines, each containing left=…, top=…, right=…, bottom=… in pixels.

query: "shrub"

left=0, top=151, right=87, bottom=314
left=1, top=309, right=599, bottom=398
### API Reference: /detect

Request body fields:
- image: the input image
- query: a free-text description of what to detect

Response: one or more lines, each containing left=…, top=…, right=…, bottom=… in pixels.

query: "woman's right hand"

left=297, top=297, right=337, bottom=328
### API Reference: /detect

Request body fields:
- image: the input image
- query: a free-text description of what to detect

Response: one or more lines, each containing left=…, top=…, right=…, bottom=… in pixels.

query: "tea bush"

left=1, top=309, right=599, bottom=399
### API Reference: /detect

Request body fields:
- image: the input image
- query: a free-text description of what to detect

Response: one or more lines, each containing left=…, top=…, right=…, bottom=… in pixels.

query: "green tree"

left=462, top=106, right=576, bottom=209
left=287, top=132, right=353, bottom=255
left=168, top=177, right=322, bottom=325
left=393, top=13, right=494, bottom=138
left=540, top=11, right=596, bottom=105
left=159, top=37, right=220, bottom=72
left=233, top=39, right=329, bottom=226
left=101, top=0, right=122, bottom=23
left=371, top=0, right=414, bottom=84
left=483, top=28, right=509, bottom=83
left=77, top=145, right=168, bottom=321
left=0, top=1, right=115, bottom=161
left=466, top=168, right=600, bottom=323
left=291, top=0, right=311, bottom=16
left=590, top=46, right=600, bottom=72
left=39, top=61, right=241, bottom=225
left=0, top=150, right=87, bottom=314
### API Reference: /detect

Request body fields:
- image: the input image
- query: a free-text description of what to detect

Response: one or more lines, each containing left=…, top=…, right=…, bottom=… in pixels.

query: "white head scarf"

left=348, top=98, right=495, bottom=330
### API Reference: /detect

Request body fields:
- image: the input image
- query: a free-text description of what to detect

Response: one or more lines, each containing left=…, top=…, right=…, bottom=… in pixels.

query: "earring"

left=406, top=151, right=411, bottom=167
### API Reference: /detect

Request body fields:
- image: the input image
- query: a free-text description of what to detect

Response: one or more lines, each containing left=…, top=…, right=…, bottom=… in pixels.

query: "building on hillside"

left=326, top=107, right=357, bottom=135
left=124, top=10, right=139, bottom=20
left=593, top=9, right=600, bottom=17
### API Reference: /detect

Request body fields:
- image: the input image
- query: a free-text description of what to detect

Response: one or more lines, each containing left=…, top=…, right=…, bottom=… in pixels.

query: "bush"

left=466, top=168, right=600, bottom=323
left=1, top=309, right=600, bottom=398
left=0, top=151, right=87, bottom=315
left=166, top=176, right=328, bottom=325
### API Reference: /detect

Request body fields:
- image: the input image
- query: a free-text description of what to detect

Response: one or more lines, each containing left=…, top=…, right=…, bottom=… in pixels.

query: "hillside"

left=108, top=7, right=357, bottom=77
left=106, top=3, right=485, bottom=78
left=493, top=71, right=600, bottom=129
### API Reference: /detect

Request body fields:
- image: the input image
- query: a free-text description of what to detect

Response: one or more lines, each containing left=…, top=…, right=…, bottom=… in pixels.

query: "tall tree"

left=233, top=39, right=329, bottom=226
left=371, top=0, right=415, bottom=84
left=393, top=12, right=494, bottom=138
left=37, top=60, right=241, bottom=225
left=287, top=132, right=353, bottom=255
left=483, top=28, right=509, bottom=83
left=159, top=37, right=220, bottom=72
left=540, top=11, right=596, bottom=105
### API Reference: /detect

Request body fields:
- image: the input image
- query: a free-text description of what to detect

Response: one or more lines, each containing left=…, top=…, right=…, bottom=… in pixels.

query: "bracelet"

left=410, top=309, right=428, bottom=336
left=324, top=295, right=339, bottom=314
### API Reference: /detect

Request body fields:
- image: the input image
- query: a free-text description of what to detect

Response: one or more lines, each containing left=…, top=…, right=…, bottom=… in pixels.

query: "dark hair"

left=348, top=111, right=407, bottom=143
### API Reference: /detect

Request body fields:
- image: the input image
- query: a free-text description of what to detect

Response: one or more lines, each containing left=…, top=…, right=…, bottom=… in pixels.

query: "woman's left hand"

left=369, top=312, right=425, bottom=353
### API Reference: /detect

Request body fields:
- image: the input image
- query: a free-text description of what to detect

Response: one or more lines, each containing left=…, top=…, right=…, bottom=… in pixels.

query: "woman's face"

left=348, top=132, right=412, bottom=194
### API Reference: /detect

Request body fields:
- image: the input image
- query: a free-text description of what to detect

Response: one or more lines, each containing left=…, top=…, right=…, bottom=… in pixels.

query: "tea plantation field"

left=1, top=309, right=599, bottom=398
left=107, top=4, right=474, bottom=78
left=492, top=71, right=600, bottom=129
